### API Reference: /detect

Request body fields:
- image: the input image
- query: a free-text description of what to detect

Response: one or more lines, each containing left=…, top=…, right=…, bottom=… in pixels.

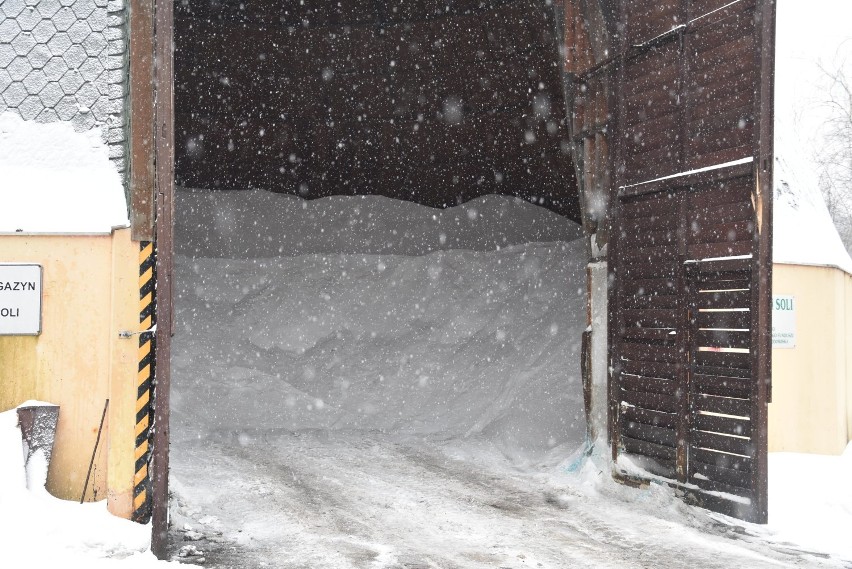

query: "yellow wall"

left=0, top=229, right=139, bottom=518
left=770, top=263, right=851, bottom=455
left=848, top=274, right=852, bottom=444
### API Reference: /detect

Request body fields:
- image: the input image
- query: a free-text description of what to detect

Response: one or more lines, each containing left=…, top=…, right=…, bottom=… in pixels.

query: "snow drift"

left=172, top=189, right=588, bottom=463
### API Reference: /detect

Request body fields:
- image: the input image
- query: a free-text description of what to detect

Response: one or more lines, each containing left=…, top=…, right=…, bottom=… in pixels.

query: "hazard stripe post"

left=133, top=241, right=155, bottom=523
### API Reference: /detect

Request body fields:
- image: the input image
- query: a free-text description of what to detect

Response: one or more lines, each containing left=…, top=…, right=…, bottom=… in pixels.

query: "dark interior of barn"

left=173, top=0, right=581, bottom=221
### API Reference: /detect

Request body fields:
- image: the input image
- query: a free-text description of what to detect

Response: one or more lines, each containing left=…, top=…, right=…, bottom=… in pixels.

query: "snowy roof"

left=773, top=154, right=852, bottom=275
left=0, top=113, right=129, bottom=235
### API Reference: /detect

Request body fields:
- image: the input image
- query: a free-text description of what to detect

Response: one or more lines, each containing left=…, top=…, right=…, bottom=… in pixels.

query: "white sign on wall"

left=772, top=295, right=796, bottom=349
left=0, top=264, right=43, bottom=335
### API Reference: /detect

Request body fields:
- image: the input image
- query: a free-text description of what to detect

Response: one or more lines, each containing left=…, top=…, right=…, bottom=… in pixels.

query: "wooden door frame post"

left=150, top=0, right=175, bottom=558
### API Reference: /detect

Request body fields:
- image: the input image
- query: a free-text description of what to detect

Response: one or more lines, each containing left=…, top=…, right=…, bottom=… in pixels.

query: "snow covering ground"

left=166, top=189, right=851, bottom=568
left=0, top=112, right=129, bottom=234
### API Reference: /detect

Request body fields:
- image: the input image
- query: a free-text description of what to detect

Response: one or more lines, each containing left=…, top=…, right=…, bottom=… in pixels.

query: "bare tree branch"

left=815, top=55, right=852, bottom=251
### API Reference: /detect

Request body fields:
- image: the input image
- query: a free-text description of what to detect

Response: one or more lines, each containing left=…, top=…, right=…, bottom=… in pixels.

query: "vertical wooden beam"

left=129, top=0, right=155, bottom=242
left=677, top=1, right=692, bottom=173
left=607, top=0, right=626, bottom=462
left=676, top=195, right=689, bottom=483
left=749, top=0, right=776, bottom=525
left=151, top=0, right=175, bottom=558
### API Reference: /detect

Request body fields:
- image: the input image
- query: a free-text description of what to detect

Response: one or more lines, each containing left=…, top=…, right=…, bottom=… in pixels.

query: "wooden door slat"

left=693, top=412, right=752, bottom=437
left=692, top=430, right=755, bottom=457
left=693, top=393, right=751, bottom=417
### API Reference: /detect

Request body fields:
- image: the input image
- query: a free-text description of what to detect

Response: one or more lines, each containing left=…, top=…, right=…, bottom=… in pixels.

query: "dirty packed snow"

left=168, top=189, right=847, bottom=568
left=0, top=112, right=129, bottom=234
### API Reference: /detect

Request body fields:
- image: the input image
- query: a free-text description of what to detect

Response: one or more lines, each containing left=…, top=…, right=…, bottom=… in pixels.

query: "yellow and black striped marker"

left=133, top=241, right=155, bottom=523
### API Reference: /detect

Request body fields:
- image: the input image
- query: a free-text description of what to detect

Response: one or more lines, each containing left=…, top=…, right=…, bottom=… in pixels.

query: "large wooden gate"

left=608, top=0, right=775, bottom=523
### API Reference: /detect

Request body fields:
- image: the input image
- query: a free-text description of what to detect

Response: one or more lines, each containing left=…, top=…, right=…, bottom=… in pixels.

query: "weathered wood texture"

left=608, top=0, right=774, bottom=524
left=607, top=0, right=762, bottom=188
left=151, top=0, right=175, bottom=557
left=129, top=0, right=156, bottom=241
left=611, top=169, right=765, bottom=521
left=172, top=0, right=580, bottom=220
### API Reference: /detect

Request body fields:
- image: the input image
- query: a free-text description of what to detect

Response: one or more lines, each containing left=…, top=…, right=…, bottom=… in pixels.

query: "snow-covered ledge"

left=0, top=113, right=129, bottom=235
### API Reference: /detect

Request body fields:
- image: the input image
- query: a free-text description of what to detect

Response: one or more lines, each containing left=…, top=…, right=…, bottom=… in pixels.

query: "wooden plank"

left=692, top=34, right=755, bottom=76
left=620, top=245, right=679, bottom=265
left=696, top=310, right=750, bottom=329
left=622, top=228, right=679, bottom=247
left=621, top=435, right=677, bottom=462
left=696, top=329, right=751, bottom=349
left=621, top=263, right=679, bottom=281
left=624, top=0, right=682, bottom=44
left=695, top=349, right=751, bottom=370
left=695, top=289, right=751, bottom=309
left=750, top=0, right=776, bottom=524
left=693, top=373, right=752, bottom=398
left=621, top=291, right=682, bottom=309
left=624, top=145, right=683, bottom=186
left=689, top=220, right=755, bottom=245
left=688, top=176, right=752, bottom=209
left=623, top=51, right=680, bottom=94
left=691, top=447, right=752, bottom=472
left=622, top=328, right=678, bottom=342
left=619, top=450, right=678, bottom=480
left=622, top=419, right=678, bottom=447
left=691, top=35, right=755, bottom=79
left=690, top=471, right=753, bottom=498
left=621, top=388, right=679, bottom=413
left=621, top=278, right=679, bottom=297
left=678, top=485, right=755, bottom=521
left=621, top=193, right=680, bottom=219
left=692, top=430, right=754, bottom=457
left=624, top=112, right=681, bottom=157
left=620, top=360, right=682, bottom=380
left=694, top=393, right=751, bottom=417
left=620, top=212, right=679, bottom=233
left=624, top=85, right=680, bottom=128
left=690, top=202, right=754, bottom=227
left=151, top=0, right=175, bottom=558
left=622, top=405, right=679, bottom=429
left=688, top=240, right=753, bottom=260
left=686, top=50, right=757, bottom=92
left=692, top=0, right=755, bottom=19
left=619, top=161, right=752, bottom=199
left=690, top=1, right=755, bottom=48
left=623, top=309, right=681, bottom=328
left=620, top=374, right=678, bottom=395
left=694, top=363, right=751, bottom=380
left=695, top=277, right=752, bottom=292
left=685, top=146, right=753, bottom=174
left=130, top=0, right=156, bottom=241
left=688, top=86, right=754, bottom=126
left=691, top=458, right=752, bottom=490
left=688, top=71, right=757, bottom=118
left=687, top=118, right=754, bottom=161
left=693, top=412, right=752, bottom=437
left=620, top=343, right=684, bottom=363
left=694, top=257, right=752, bottom=274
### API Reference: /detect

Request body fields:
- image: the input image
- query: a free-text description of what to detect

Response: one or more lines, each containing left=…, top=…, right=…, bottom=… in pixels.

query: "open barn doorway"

left=166, top=1, right=591, bottom=565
